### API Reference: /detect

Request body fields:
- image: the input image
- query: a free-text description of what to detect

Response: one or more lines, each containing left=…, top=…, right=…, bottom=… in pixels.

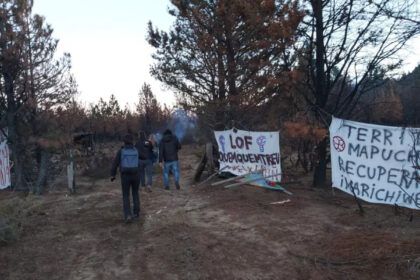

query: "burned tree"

left=298, top=0, right=420, bottom=187
left=148, top=0, right=303, bottom=129
left=0, top=0, right=76, bottom=192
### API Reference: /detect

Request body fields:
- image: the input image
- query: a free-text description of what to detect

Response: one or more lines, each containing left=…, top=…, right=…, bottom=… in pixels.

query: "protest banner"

left=330, top=117, right=420, bottom=210
left=214, top=129, right=281, bottom=182
left=0, top=129, right=11, bottom=189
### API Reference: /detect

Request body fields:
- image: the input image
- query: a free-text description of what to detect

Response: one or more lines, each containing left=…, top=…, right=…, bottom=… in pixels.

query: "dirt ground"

left=1, top=146, right=420, bottom=280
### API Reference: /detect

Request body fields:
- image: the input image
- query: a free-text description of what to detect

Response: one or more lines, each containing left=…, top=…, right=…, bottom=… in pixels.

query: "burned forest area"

left=1, top=0, right=420, bottom=280
left=1, top=144, right=420, bottom=280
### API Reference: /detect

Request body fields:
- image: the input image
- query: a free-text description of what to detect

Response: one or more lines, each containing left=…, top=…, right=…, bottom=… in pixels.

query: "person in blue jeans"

left=135, top=131, right=154, bottom=192
left=159, top=129, right=181, bottom=190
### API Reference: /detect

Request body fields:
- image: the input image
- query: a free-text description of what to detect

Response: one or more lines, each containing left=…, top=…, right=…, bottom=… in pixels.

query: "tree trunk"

left=194, top=146, right=208, bottom=183
left=67, top=150, right=76, bottom=194
left=4, top=72, right=25, bottom=190
left=34, top=149, right=49, bottom=195
left=313, top=137, right=327, bottom=188
left=205, top=142, right=215, bottom=174
left=312, top=0, right=328, bottom=187
left=313, top=0, right=327, bottom=108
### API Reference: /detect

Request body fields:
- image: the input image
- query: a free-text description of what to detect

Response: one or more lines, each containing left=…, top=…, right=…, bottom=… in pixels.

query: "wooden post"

left=205, top=142, right=214, bottom=174
left=67, top=149, right=76, bottom=194
left=224, top=172, right=282, bottom=189
left=193, top=146, right=207, bottom=182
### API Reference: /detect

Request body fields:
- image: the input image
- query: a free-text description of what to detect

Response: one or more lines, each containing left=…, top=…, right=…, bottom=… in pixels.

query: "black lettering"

left=370, top=146, right=379, bottom=159
left=359, top=146, right=368, bottom=159
left=357, top=165, right=366, bottom=178
left=249, top=154, right=256, bottom=163
left=377, top=166, right=386, bottom=181
left=237, top=154, right=243, bottom=163
left=244, top=136, right=252, bottom=150
left=384, top=191, right=396, bottom=202
left=403, top=193, right=414, bottom=204
left=408, top=150, right=420, bottom=163
left=387, top=168, right=399, bottom=185
left=399, top=169, right=411, bottom=189
left=384, top=129, right=393, bottom=145
left=229, top=135, right=236, bottom=149
left=348, top=143, right=360, bottom=156
left=381, top=149, right=392, bottom=161
left=394, top=150, right=406, bottom=162
left=370, top=187, right=376, bottom=199
left=367, top=166, right=376, bottom=179
left=361, top=183, right=369, bottom=197
left=357, top=128, right=368, bottom=142
left=236, top=137, right=244, bottom=149
left=339, top=156, right=345, bottom=172
left=344, top=177, right=353, bottom=191
left=371, top=129, right=381, bottom=144
left=344, top=124, right=357, bottom=138
left=345, top=160, right=355, bottom=175
left=375, top=189, right=385, bottom=201
left=396, top=190, right=402, bottom=201
left=353, top=183, right=360, bottom=195
left=399, top=129, right=405, bottom=145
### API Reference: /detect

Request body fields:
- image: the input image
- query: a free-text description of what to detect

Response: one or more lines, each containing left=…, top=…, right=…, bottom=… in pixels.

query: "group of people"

left=110, top=129, right=182, bottom=223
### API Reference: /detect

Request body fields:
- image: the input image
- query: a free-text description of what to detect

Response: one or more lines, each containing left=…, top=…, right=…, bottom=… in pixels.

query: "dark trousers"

left=139, top=159, right=153, bottom=187
left=121, top=173, right=140, bottom=219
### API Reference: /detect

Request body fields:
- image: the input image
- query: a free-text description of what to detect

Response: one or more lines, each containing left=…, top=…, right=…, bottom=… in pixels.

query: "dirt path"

left=1, top=150, right=420, bottom=279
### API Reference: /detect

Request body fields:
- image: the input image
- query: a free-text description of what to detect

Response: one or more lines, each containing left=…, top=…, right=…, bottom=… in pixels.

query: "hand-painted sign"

left=0, top=129, right=11, bottom=189
left=330, top=117, right=420, bottom=210
left=214, top=129, right=281, bottom=182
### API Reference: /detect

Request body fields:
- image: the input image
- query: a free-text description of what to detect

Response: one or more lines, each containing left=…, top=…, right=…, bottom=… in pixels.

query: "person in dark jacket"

left=135, top=131, right=154, bottom=192
left=159, top=129, right=181, bottom=190
left=110, top=134, right=140, bottom=223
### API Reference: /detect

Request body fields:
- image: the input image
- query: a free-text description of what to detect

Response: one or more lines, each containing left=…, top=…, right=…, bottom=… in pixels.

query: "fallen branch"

left=269, top=199, right=291, bottom=205
left=211, top=169, right=264, bottom=186
left=224, top=172, right=282, bottom=189
left=196, top=166, right=228, bottom=187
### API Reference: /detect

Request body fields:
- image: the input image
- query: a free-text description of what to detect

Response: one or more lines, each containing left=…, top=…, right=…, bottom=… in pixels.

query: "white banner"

left=0, top=129, right=11, bottom=189
left=214, top=129, right=281, bottom=182
left=330, top=117, right=420, bottom=210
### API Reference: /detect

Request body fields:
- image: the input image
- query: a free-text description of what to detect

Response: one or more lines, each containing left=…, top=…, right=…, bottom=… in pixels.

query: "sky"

left=32, top=0, right=176, bottom=108
left=32, top=0, right=420, bottom=109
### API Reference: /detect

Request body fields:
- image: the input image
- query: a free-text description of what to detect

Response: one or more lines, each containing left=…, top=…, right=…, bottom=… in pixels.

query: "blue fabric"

left=163, top=161, right=180, bottom=187
left=139, top=159, right=153, bottom=187
left=120, top=147, right=139, bottom=172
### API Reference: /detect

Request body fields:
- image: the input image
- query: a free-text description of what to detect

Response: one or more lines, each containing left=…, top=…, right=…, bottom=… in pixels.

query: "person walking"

left=136, top=131, right=154, bottom=192
left=159, top=129, right=181, bottom=190
left=110, top=134, right=140, bottom=223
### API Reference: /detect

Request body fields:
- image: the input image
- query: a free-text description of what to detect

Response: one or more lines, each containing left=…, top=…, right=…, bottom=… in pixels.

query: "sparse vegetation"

left=1, top=0, right=420, bottom=279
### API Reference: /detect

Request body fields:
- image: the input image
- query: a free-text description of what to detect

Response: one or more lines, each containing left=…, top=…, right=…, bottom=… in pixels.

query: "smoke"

left=169, top=109, right=196, bottom=142
left=153, top=132, right=163, bottom=145
left=151, top=109, right=196, bottom=144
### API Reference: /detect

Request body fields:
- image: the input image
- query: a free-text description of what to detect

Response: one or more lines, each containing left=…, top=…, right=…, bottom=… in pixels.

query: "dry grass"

left=0, top=195, right=41, bottom=246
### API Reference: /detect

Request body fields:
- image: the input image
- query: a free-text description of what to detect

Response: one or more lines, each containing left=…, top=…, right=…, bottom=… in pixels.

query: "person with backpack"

left=135, top=131, right=154, bottom=192
left=110, top=134, right=140, bottom=223
left=159, top=129, right=181, bottom=190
